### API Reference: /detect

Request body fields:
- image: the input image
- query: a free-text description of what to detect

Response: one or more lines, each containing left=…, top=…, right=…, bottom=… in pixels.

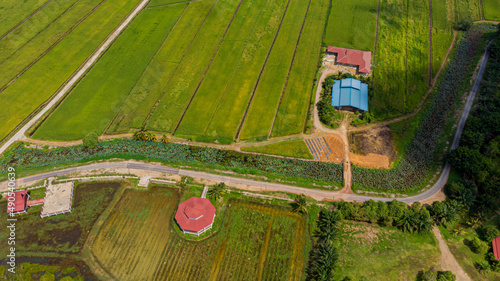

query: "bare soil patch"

left=349, top=126, right=395, bottom=168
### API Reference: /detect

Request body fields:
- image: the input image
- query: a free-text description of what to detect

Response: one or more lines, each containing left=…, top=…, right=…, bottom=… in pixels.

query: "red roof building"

left=493, top=236, right=500, bottom=260
left=175, top=197, right=216, bottom=236
left=327, top=46, right=372, bottom=74
left=6, top=190, right=30, bottom=215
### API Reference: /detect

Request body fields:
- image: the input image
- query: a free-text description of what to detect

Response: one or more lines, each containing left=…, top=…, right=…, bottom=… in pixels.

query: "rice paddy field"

left=483, top=0, right=500, bottom=20
left=3, top=0, right=492, bottom=143
left=92, top=185, right=309, bottom=281
left=0, top=0, right=142, bottom=142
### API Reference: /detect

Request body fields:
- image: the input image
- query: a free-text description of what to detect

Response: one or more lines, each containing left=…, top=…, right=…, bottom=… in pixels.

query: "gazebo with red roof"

left=175, top=197, right=216, bottom=236
left=6, top=190, right=30, bottom=215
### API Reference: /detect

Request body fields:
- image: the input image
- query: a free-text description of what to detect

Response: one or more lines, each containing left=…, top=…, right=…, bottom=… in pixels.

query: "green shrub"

left=477, top=224, right=500, bottom=243
left=468, top=237, right=488, bottom=254
left=83, top=132, right=99, bottom=149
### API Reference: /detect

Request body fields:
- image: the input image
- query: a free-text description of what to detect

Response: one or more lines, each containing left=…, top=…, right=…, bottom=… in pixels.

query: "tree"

left=160, top=134, right=169, bottom=143
left=455, top=18, right=472, bottom=31
left=208, top=182, right=225, bottom=200
left=477, top=224, right=500, bottom=243
left=447, top=146, right=486, bottom=176
left=133, top=129, right=157, bottom=142
left=437, top=271, right=456, bottom=281
left=292, top=194, right=308, bottom=214
left=468, top=237, right=488, bottom=254
left=83, top=132, right=98, bottom=149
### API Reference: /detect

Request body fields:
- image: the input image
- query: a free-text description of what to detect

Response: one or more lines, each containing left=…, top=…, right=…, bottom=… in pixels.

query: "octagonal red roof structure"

left=175, top=197, right=216, bottom=234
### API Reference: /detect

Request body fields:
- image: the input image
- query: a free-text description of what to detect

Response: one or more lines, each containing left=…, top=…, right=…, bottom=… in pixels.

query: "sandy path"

left=432, top=227, right=471, bottom=281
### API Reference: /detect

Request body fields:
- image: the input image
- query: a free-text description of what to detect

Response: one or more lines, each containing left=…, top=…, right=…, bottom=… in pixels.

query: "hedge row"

left=0, top=139, right=343, bottom=184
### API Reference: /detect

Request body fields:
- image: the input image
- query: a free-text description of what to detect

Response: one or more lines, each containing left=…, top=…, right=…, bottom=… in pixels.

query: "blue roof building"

left=331, top=78, right=369, bottom=111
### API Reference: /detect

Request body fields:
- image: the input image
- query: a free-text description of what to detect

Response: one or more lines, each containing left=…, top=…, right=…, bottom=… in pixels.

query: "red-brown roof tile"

left=327, top=46, right=372, bottom=73
left=6, top=190, right=29, bottom=213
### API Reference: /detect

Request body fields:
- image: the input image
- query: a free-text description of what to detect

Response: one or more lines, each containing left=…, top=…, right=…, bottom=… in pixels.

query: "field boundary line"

left=428, top=0, right=433, bottom=87
left=0, top=0, right=108, bottom=94
left=0, top=0, right=56, bottom=41
left=267, top=0, right=312, bottom=138
left=146, top=0, right=201, bottom=9
left=0, top=0, right=151, bottom=154
left=478, top=0, right=484, bottom=20
left=171, top=0, right=246, bottom=134
left=141, top=0, right=220, bottom=129
left=257, top=217, right=274, bottom=281
left=372, top=0, right=381, bottom=53
left=233, top=0, right=294, bottom=141
left=104, top=2, right=191, bottom=134
left=0, top=0, right=84, bottom=67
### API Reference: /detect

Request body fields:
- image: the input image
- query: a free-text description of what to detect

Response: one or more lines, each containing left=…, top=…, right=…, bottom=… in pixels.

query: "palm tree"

left=292, top=194, right=308, bottom=214
left=208, top=183, right=225, bottom=200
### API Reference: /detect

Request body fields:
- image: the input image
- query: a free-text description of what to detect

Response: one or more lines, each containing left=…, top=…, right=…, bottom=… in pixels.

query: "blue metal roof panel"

left=360, top=83, right=369, bottom=111
left=341, top=78, right=352, bottom=88
left=340, top=88, right=351, bottom=105
left=350, top=89, right=361, bottom=109
left=331, top=81, right=341, bottom=106
left=351, top=79, right=361, bottom=90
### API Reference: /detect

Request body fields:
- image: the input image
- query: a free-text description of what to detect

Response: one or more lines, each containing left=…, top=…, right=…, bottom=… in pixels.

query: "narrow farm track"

left=432, top=227, right=471, bottom=280
left=0, top=0, right=151, bottom=155
left=0, top=0, right=56, bottom=41
left=171, top=0, right=246, bottom=134
left=0, top=0, right=107, bottom=94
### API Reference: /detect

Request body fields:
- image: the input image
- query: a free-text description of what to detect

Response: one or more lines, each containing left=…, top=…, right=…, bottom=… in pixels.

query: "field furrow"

left=175, top=0, right=287, bottom=141
left=271, top=0, right=330, bottom=137
left=238, top=0, right=310, bottom=140
left=107, top=0, right=217, bottom=133
left=0, top=0, right=50, bottom=36
left=146, top=0, right=244, bottom=133
left=33, top=5, right=187, bottom=140
left=0, top=0, right=143, bottom=142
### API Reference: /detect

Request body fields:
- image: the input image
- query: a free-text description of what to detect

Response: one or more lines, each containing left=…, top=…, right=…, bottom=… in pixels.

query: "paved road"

left=0, top=0, right=151, bottom=155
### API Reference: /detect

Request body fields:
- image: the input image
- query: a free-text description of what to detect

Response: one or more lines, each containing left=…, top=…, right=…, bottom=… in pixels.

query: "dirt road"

left=432, top=227, right=471, bottom=280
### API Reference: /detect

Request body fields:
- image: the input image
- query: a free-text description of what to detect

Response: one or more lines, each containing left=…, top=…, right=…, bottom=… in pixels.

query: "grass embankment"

left=146, top=0, right=242, bottom=133
left=92, top=185, right=309, bottom=280
left=323, top=0, right=377, bottom=51
left=483, top=0, right=500, bottom=20
left=33, top=5, right=187, bottom=140
left=0, top=0, right=142, bottom=142
left=241, top=140, right=313, bottom=159
left=334, top=220, right=440, bottom=280
left=175, top=0, right=286, bottom=140
left=271, top=0, right=330, bottom=137
left=108, top=0, right=217, bottom=133
left=238, top=0, right=310, bottom=140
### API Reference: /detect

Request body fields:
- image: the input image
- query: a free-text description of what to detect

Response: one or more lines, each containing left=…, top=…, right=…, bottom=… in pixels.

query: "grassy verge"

left=333, top=220, right=440, bottom=280
left=241, top=139, right=313, bottom=159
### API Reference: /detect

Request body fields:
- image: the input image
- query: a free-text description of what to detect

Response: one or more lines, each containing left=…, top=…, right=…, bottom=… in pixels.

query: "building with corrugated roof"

left=6, top=190, right=30, bottom=215
left=331, top=78, right=369, bottom=112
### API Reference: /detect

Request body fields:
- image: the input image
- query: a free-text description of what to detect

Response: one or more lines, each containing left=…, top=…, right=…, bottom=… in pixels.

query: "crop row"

left=271, top=0, right=330, bottom=137
left=176, top=0, right=287, bottom=139
left=33, top=5, right=187, bottom=140
left=352, top=25, right=491, bottom=190
left=0, top=0, right=142, bottom=141
left=238, top=0, right=310, bottom=140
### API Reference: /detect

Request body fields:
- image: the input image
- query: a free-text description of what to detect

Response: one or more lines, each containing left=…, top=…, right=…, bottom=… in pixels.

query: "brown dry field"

left=349, top=126, right=395, bottom=169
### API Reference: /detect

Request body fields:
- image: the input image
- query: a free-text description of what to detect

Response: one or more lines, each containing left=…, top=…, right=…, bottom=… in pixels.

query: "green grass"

left=0, top=0, right=142, bottom=142
left=439, top=225, right=500, bottom=281
left=147, top=0, right=242, bottom=133
left=175, top=0, right=286, bottom=139
left=271, top=0, right=330, bottom=137
left=238, top=0, right=310, bottom=140
left=483, top=0, right=500, bottom=20
left=108, top=0, right=217, bottom=133
left=372, top=0, right=429, bottom=119
left=0, top=182, right=118, bottom=256
left=241, top=139, right=313, bottom=159
left=323, top=0, right=378, bottom=51
left=333, top=220, right=440, bottom=280
left=0, top=0, right=48, bottom=35
left=33, top=5, right=187, bottom=140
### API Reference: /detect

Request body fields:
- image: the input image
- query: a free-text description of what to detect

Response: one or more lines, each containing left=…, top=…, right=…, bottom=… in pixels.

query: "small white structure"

left=40, top=182, right=74, bottom=218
